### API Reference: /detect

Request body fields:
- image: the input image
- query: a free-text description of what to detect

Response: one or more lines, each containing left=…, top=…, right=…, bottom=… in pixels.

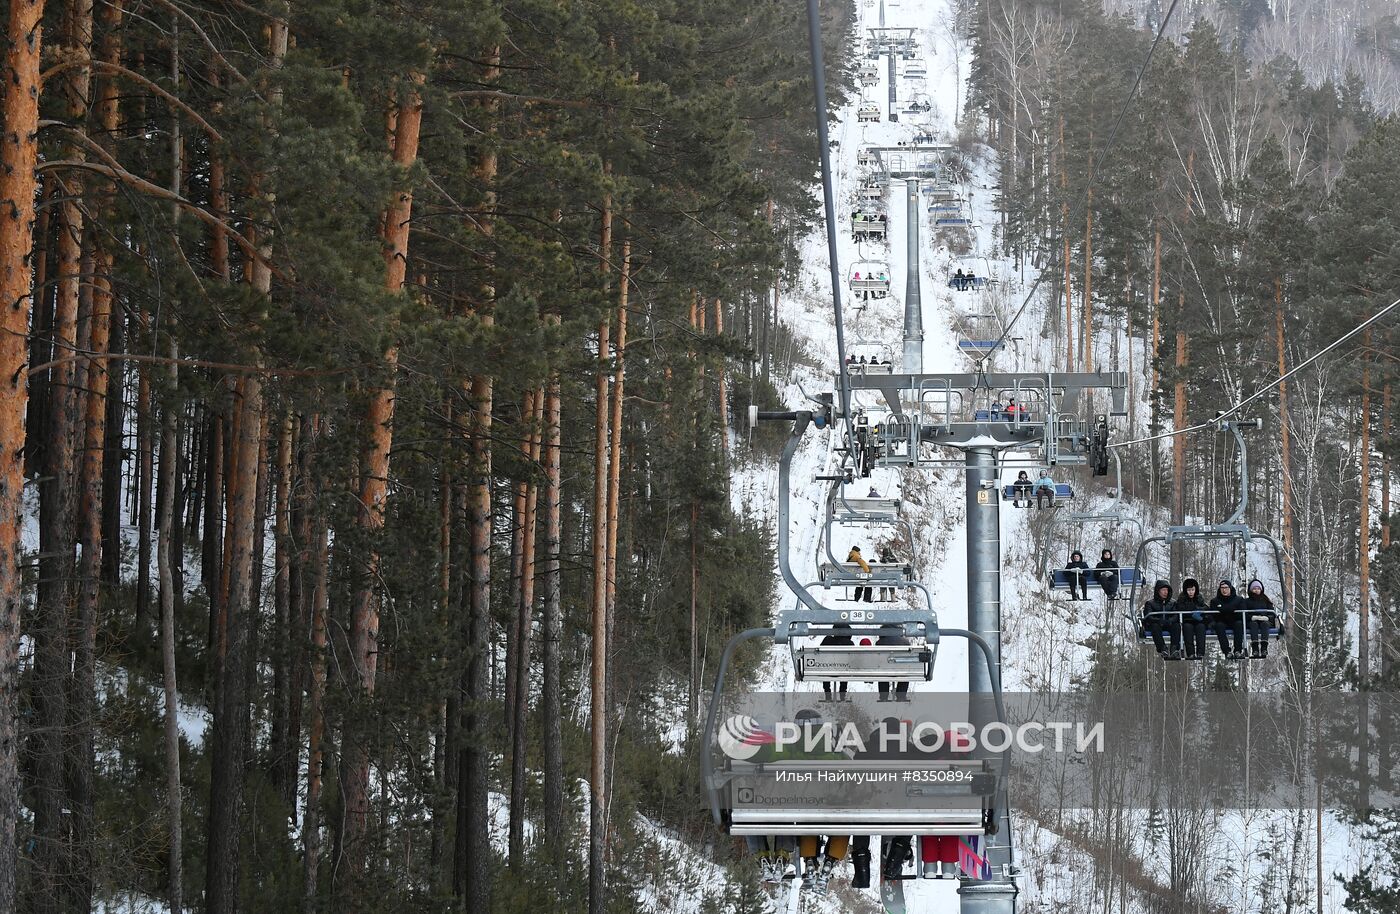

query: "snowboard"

left=879, top=875, right=906, bottom=914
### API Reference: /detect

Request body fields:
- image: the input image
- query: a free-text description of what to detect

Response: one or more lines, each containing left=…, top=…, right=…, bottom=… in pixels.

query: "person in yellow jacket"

left=847, top=546, right=873, bottom=603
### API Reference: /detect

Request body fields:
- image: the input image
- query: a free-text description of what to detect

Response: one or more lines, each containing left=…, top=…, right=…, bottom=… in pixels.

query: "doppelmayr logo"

left=718, top=715, right=776, bottom=760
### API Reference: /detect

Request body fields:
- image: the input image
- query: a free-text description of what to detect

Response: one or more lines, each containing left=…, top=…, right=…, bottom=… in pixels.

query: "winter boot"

left=851, top=850, right=872, bottom=889
left=882, top=837, right=911, bottom=881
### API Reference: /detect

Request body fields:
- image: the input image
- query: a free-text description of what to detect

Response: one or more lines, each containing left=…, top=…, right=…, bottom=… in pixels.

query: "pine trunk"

left=100, top=310, right=125, bottom=587
left=1359, top=333, right=1372, bottom=686
left=206, top=378, right=264, bottom=914
left=1150, top=224, right=1161, bottom=506
left=589, top=187, right=614, bottom=914
left=157, top=342, right=184, bottom=914
left=509, top=389, right=543, bottom=867
left=540, top=331, right=565, bottom=862
left=0, top=0, right=45, bottom=903
left=454, top=47, right=499, bottom=912
left=713, top=295, right=727, bottom=465
left=1275, top=281, right=1295, bottom=604
left=1082, top=179, right=1093, bottom=373
left=606, top=245, right=630, bottom=623
left=339, top=78, right=423, bottom=903
left=302, top=461, right=329, bottom=908
left=270, top=414, right=293, bottom=795
left=1059, top=116, right=1072, bottom=368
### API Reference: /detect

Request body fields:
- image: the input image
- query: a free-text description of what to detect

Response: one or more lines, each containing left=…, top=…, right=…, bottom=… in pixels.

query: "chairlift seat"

left=935, top=216, right=971, bottom=227
left=858, top=105, right=882, bottom=123
left=1051, top=566, right=1142, bottom=593
left=851, top=217, right=887, bottom=240
left=996, top=478, right=1069, bottom=498
left=819, top=561, right=915, bottom=585
left=722, top=760, right=993, bottom=836
left=793, top=644, right=934, bottom=681
left=947, top=276, right=988, bottom=290
left=835, top=496, right=902, bottom=519
left=1135, top=610, right=1282, bottom=645
left=959, top=341, right=1004, bottom=355
left=850, top=275, right=891, bottom=295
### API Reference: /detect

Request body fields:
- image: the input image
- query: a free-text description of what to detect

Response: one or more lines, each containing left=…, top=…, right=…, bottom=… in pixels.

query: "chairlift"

left=935, top=216, right=972, bottom=227
left=1124, top=420, right=1288, bottom=658
left=857, top=179, right=884, bottom=204
left=702, top=410, right=1009, bottom=839
left=1038, top=453, right=1148, bottom=598
left=848, top=262, right=891, bottom=300
left=851, top=210, right=887, bottom=241
left=858, top=148, right=878, bottom=168
left=947, top=273, right=986, bottom=291
left=858, top=103, right=882, bottom=123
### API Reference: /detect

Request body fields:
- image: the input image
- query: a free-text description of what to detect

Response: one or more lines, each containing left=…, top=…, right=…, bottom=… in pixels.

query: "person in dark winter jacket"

left=1094, top=549, right=1120, bottom=600
left=1175, top=578, right=1209, bottom=659
left=1141, top=580, right=1180, bottom=658
left=1011, top=470, right=1032, bottom=507
left=875, top=626, right=911, bottom=701
left=877, top=544, right=897, bottom=601
left=1064, top=551, right=1090, bottom=600
left=820, top=623, right=853, bottom=700
left=1242, top=579, right=1277, bottom=658
left=1209, top=580, right=1246, bottom=658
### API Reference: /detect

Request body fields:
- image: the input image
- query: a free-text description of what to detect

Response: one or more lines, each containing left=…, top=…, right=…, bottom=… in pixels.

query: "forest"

left=1, top=0, right=1399, bottom=911
left=0, top=0, right=854, bottom=910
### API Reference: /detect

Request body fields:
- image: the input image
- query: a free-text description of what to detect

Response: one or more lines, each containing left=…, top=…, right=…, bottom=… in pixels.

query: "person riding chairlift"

left=1243, top=579, right=1277, bottom=658
left=1141, top=580, right=1181, bottom=660
left=1011, top=470, right=1032, bottom=507
left=847, top=546, right=873, bottom=603
left=1175, top=578, right=1209, bottom=660
left=1209, top=580, right=1247, bottom=659
left=1063, top=551, right=1090, bottom=601
left=1095, top=549, right=1120, bottom=601
left=1034, top=470, right=1057, bottom=509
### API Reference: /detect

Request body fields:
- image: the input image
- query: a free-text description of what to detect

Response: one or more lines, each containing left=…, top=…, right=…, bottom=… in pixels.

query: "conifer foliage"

left=0, top=0, right=852, bottom=910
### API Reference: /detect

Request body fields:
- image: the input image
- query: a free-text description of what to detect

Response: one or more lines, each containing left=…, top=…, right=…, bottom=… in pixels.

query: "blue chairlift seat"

left=958, top=340, right=1003, bottom=354
left=935, top=216, right=971, bottom=227
left=1051, top=566, right=1142, bottom=593
left=947, top=276, right=989, bottom=290
left=1135, top=610, right=1283, bottom=646
left=1001, top=483, right=1073, bottom=501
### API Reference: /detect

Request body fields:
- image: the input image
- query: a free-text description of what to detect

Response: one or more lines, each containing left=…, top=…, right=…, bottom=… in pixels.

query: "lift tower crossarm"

left=849, top=371, right=1129, bottom=416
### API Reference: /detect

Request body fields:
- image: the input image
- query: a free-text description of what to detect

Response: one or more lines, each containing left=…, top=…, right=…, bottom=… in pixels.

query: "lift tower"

left=849, top=368, right=1130, bottom=914
left=902, top=179, right=923, bottom=372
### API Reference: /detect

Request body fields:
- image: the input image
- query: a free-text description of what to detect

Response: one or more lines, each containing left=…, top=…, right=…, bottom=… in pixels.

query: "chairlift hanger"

left=1124, top=419, right=1288, bottom=651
